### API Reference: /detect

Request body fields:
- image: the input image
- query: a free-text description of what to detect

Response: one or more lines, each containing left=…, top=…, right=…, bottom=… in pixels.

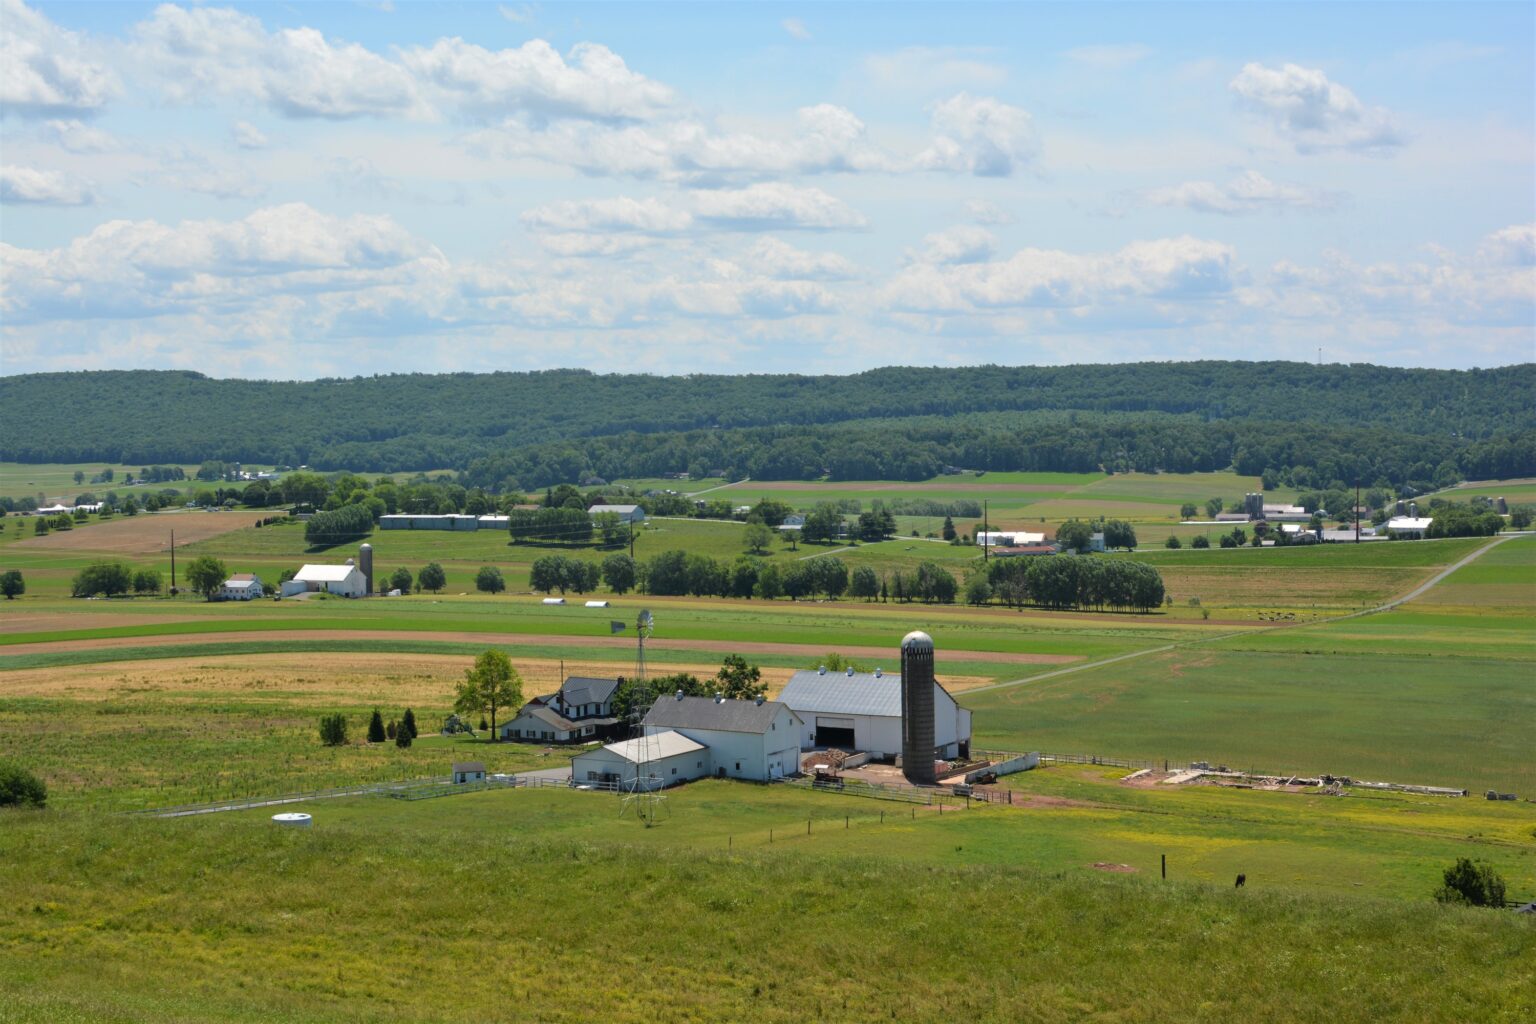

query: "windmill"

left=620, top=609, right=668, bottom=825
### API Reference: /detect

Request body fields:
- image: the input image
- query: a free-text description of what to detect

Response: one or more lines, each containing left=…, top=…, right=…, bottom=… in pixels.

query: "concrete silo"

left=900, top=630, right=937, bottom=785
left=358, top=543, right=374, bottom=596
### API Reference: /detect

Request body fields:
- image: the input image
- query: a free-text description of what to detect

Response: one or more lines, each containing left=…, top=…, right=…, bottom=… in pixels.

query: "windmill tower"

left=620, top=609, right=668, bottom=825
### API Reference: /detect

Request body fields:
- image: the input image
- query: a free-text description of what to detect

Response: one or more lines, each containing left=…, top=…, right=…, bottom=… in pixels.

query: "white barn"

left=571, top=731, right=709, bottom=790
left=778, top=667, right=972, bottom=760
left=642, top=694, right=802, bottom=781
left=281, top=561, right=368, bottom=598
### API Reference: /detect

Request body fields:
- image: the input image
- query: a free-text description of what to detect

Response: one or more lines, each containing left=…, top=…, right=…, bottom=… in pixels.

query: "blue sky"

left=1, top=1, right=1531, bottom=380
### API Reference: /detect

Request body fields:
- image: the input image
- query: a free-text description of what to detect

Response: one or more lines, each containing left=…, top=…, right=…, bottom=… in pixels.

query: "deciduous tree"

left=456, top=650, right=523, bottom=738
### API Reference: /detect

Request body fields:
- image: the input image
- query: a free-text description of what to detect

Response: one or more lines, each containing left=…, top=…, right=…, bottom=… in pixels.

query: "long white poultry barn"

left=778, top=666, right=972, bottom=760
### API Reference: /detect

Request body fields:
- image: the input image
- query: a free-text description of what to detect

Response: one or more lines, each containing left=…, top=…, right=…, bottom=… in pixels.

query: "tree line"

left=984, top=556, right=1166, bottom=613
left=4, top=364, right=1530, bottom=485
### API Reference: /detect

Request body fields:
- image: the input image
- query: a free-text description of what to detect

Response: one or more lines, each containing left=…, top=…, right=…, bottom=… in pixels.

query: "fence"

left=783, top=775, right=957, bottom=806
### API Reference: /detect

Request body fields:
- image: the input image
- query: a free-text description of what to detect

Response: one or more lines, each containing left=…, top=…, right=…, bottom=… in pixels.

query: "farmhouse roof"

left=513, top=704, right=582, bottom=732
left=452, top=762, right=485, bottom=773
left=223, top=575, right=261, bottom=588
left=558, top=676, right=621, bottom=706
left=1386, top=517, right=1433, bottom=530
left=596, top=730, right=706, bottom=764
left=294, top=563, right=361, bottom=583
left=643, top=695, right=791, bottom=735
left=588, top=504, right=640, bottom=515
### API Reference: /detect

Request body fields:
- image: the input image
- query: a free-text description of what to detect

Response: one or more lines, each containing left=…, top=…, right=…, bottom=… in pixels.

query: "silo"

left=900, top=630, right=937, bottom=785
left=359, top=543, right=374, bottom=596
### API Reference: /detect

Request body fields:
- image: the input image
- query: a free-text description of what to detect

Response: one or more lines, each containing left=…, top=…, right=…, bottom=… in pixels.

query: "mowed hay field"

left=10, top=509, right=271, bottom=554
left=0, top=651, right=812, bottom=811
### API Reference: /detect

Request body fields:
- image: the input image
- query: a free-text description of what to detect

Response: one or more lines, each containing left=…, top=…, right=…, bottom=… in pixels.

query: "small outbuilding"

left=571, top=730, right=709, bottom=790
left=452, top=762, right=486, bottom=784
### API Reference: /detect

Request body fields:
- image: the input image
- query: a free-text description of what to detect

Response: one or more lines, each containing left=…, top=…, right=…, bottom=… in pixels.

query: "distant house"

left=571, top=731, right=709, bottom=790
left=588, top=504, right=646, bottom=524
left=1261, top=503, right=1311, bottom=522
left=220, top=573, right=264, bottom=600
left=779, top=667, right=972, bottom=760
left=778, top=513, right=805, bottom=532
left=452, top=762, right=486, bottom=784
left=641, top=693, right=802, bottom=781
left=500, top=676, right=623, bottom=743
left=281, top=560, right=368, bottom=598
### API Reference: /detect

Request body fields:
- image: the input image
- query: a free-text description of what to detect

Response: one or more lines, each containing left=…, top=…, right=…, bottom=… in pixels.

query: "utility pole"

left=629, top=519, right=635, bottom=559
left=1355, top=478, right=1361, bottom=544
left=982, top=499, right=988, bottom=563
left=169, top=529, right=177, bottom=595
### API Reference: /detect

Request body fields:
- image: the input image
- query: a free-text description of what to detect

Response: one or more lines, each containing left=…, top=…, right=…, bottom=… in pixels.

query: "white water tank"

left=272, top=812, right=312, bottom=828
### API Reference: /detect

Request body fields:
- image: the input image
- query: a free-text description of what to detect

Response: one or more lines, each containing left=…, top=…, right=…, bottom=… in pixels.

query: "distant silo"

left=1497, top=496, right=1508, bottom=515
left=359, top=543, right=374, bottom=596
left=901, top=630, right=937, bottom=785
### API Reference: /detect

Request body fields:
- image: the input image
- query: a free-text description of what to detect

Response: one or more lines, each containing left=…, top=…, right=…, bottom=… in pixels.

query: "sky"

left=1, top=1, right=1532, bottom=380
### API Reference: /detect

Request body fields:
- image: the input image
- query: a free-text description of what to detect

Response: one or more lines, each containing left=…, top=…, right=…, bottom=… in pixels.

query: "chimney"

left=754, top=694, right=765, bottom=706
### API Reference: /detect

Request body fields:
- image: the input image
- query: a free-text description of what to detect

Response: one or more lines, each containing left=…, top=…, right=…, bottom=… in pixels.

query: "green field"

left=1, top=778, right=1531, bottom=1024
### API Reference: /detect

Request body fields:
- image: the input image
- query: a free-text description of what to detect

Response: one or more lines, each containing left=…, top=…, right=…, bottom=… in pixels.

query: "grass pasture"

left=1, top=781, right=1531, bottom=1024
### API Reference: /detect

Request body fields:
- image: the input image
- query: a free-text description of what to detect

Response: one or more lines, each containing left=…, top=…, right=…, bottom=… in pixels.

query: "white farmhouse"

left=220, top=573, right=264, bottom=600
left=281, top=560, right=368, bottom=598
left=641, top=694, right=802, bottom=781
left=571, top=731, right=710, bottom=790
left=778, top=666, right=972, bottom=760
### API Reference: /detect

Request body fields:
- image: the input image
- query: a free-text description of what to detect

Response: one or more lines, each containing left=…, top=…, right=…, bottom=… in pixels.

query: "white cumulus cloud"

left=232, top=120, right=269, bottom=149
left=916, top=93, right=1039, bottom=176
left=0, top=0, right=119, bottom=117
left=692, top=183, right=867, bottom=230
left=0, top=164, right=96, bottom=205
left=401, top=38, right=674, bottom=122
left=1230, top=62, right=1405, bottom=154
left=132, top=4, right=425, bottom=119
left=782, top=18, right=811, bottom=41
left=1478, top=223, right=1536, bottom=267
left=908, top=226, right=997, bottom=265
left=1144, top=170, right=1337, bottom=215
left=521, top=196, right=693, bottom=234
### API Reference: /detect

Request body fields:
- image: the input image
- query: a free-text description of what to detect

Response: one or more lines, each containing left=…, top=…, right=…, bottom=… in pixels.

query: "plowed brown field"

left=13, top=511, right=269, bottom=555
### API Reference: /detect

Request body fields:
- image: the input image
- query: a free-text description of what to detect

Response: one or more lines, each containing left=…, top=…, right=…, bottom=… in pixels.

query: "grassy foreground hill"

left=3, top=783, right=1534, bottom=1024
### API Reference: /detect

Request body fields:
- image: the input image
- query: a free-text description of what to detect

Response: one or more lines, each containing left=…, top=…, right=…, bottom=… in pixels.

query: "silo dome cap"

left=901, top=630, right=934, bottom=650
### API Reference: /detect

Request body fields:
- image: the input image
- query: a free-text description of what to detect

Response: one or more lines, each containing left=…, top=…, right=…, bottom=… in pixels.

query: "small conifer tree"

left=402, top=707, right=418, bottom=739
left=395, top=724, right=413, bottom=749
left=318, top=713, right=348, bottom=746
left=367, top=708, right=386, bottom=743
left=386, top=720, right=397, bottom=740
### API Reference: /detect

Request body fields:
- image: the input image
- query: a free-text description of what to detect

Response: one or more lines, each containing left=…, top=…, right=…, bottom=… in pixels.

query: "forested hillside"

left=2, top=363, right=1532, bottom=491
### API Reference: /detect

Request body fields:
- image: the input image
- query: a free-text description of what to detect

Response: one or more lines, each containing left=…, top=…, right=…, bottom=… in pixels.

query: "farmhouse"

left=571, top=731, right=709, bottom=790
left=219, top=573, right=264, bottom=600
left=500, top=676, right=623, bottom=743
left=281, top=560, right=368, bottom=598
left=642, top=693, right=802, bottom=781
left=588, top=503, right=646, bottom=523
left=779, top=666, right=972, bottom=760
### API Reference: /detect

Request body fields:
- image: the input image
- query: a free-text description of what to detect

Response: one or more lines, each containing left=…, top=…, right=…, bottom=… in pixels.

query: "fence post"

left=807, top=818, right=812, bottom=835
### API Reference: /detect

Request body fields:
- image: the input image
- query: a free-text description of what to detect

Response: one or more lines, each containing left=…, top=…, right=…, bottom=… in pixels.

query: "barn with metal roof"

left=778, top=666, right=972, bottom=760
